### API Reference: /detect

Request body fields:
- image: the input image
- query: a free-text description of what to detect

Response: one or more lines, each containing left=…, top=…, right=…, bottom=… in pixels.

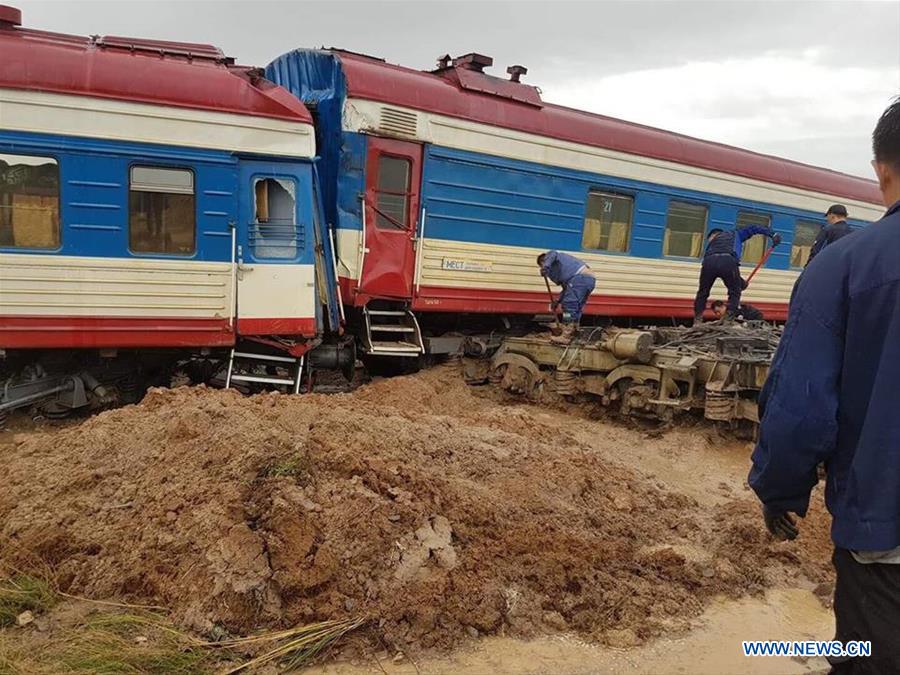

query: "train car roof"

left=0, top=5, right=311, bottom=123
left=330, top=49, right=882, bottom=206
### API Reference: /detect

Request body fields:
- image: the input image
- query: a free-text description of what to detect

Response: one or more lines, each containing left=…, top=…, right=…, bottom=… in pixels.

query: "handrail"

left=414, top=207, right=427, bottom=294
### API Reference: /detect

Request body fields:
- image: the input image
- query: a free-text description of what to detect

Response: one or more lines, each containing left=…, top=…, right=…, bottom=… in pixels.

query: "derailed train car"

left=0, top=5, right=888, bottom=420
left=266, top=48, right=884, bottom=364
left=0, top=6, right=346, bottom=420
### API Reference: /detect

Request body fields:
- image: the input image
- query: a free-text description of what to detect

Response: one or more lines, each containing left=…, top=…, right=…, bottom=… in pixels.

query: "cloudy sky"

left=16, top=0, right=900, bottom=178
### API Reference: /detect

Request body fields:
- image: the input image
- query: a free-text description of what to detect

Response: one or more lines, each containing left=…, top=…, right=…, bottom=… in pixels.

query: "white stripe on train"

left=335, top=230, right=795, bottom=307
left=0, top=253, right=316, bottom=321
left=0, top=87, right=315, bottom=158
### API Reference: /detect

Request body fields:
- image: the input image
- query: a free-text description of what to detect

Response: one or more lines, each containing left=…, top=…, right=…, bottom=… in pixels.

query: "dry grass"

left=215, top=617, right=368, bottom=673
left=0, top=575, right=365, bottom=674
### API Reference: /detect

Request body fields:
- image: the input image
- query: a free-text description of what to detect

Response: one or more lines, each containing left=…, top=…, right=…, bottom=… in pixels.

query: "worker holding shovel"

left=537, top=250, right=595, bottom=344
left=692, top=225, right=781, bottom=325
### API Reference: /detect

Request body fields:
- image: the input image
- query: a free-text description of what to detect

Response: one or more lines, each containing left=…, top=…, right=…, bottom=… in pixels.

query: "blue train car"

left=0, top=7, right=343, bottom=416
left=267, top=48, right=884, bottom=356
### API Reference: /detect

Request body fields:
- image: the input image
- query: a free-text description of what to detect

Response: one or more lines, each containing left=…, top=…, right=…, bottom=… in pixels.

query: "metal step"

left=361, top=306, right=425, bottom=357
left=368, top=340, right=423, bottom=354
left=225, top=347, right=304, bottom=394
left=232, top=351, right=297, bottom=363
left=370, top=325, right=416, bottom=333
left=230, top=374, right=297, bottom=386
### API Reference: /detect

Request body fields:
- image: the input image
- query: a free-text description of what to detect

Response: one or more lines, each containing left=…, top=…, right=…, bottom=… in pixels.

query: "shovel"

left=544, top=276, right=563, bottom=336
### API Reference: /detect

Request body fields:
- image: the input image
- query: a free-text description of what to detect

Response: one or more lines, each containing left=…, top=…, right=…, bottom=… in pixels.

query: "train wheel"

left=489, top=353, right=544, bottom=400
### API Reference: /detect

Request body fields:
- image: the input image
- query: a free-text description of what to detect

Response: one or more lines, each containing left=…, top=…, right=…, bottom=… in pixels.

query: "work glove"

left=762, top=505, right=799, bottom=541
left=741, top=277, right=749, bottom=290
left=771, top=233, right=782, bottom=246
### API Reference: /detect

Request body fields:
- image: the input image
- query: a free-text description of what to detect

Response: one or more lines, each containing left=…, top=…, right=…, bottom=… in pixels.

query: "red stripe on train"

left=236, top=317, right=317, bottom=337
left=414, top=287, right=790, bottom=321
left=339, top=277, right=789, bottom=321
left=0, top=316, right=317, bottom=349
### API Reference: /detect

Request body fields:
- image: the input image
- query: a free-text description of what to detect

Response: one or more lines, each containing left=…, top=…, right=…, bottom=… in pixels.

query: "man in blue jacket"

left=749, top=98, right=900, bottom=674
left=537, top=250, right=595, bottom=344
left=692, top=224, right=781, bottom=325
left=806, top=204, right=852, bottom=266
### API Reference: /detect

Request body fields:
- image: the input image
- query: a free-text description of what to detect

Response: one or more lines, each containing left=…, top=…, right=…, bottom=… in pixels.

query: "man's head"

left=707, top=228, right=723, bottom=241
left=872, top=97, right=900, bottom=207
left=710, top=300, right=727, bottom=318
left=825, top=204, right=848, bottom=224
left=536, top=253, right=546, bottom=267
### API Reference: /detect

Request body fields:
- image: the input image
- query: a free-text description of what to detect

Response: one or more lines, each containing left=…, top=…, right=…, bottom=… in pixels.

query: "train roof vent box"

left=95, top=35, right=228, bottom=63
left=434, top=52, right=543, bottom=108
left=379, top=107, right=418, bottom=138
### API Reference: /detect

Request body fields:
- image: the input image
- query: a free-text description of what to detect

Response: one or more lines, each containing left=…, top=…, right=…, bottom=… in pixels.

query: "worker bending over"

left=807, top=204, right=851, bottom=266
left=749, top=98, right=900, bottom=674
left=537, top=250, right=595, bottom=344
left=693, top=225, right=780, bottom=325
left=711, top=299, right=763, bottom=321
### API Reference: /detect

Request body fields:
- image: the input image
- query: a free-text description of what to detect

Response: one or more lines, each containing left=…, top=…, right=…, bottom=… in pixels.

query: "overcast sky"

left=15, top=0, right=900, bottom=178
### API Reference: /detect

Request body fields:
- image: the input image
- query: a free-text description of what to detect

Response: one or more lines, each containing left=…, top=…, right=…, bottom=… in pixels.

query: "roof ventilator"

left=0, top=4, right=22, bottom=28
left=379, top=107, right=418, bottom=138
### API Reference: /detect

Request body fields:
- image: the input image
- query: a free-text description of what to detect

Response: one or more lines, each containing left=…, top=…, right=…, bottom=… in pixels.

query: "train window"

left=0, top=153, right=60, bottom=249
left=582, top=191, right=632, bottom=253
left=129, top=166, right=195, bottom=255
left=252, top=177, right=298, bottom=259
left=791, top=220, right=820, bottom=268
left=374, top=155, right=411, bottom=230
left=737, top=212, right=771, bottom=264
left=664, top=201, right=707, bottom=257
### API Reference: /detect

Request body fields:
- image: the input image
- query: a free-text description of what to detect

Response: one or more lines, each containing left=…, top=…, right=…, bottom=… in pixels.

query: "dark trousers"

left=829, top=547, right=900, bottom=674
left=559, top=273, right=596, bottom=323
left=693, top=254, right=743, bottom=317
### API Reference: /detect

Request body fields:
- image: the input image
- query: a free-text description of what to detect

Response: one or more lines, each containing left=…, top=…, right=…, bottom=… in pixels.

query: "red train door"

left=359, top=137, right=422, bottom=299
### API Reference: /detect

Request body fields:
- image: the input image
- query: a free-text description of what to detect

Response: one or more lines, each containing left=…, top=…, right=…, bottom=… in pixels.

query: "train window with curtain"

left=663, top=201, right=708, bottom=257
left=0, top=153, right=60, bottom=249
left=129, top=166, right=195, bottom=255
left=252, top=177, right=299, bottom=259
left=791, top=220, right=820, bottom=268
left=582, top=191, right=633, bottom=253
left=737, top=212, right=771, bottom=264
left=374, top=155, right=411, bottom=230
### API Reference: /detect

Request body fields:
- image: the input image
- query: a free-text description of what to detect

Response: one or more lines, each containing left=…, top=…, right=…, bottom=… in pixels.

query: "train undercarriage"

left=463, top=322, right=781, bottom=435
left=0, top=313, right=781, bottom=433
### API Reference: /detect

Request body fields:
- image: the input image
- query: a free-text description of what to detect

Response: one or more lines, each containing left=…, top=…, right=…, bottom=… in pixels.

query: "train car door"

left=358, top=137, right=422, bottom=299
left=235, top=160, right=318, bottom=337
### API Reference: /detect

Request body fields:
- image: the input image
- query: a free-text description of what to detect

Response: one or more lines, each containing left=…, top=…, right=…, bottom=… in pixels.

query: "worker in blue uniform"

left=749, top=98, right=900, bottom=674
left=806, top=204, right=852, bottom=266
left=537, top=250, right=595, bottom=344
left=692, top=224, right=781, bottom=325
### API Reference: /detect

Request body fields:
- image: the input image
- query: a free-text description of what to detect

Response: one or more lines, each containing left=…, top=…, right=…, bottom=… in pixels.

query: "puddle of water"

left=310, top=588, right=833, bottom=675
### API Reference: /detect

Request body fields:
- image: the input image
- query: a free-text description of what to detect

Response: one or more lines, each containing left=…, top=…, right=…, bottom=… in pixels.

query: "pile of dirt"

left=0, top=367, right=832, bottom=652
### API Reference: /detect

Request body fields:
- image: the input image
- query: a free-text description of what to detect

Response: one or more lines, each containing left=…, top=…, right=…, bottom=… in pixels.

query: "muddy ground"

left=0, top=365, right=835, bottom=672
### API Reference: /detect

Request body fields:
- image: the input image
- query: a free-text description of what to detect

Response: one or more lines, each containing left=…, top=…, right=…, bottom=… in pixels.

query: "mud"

left=311, top=588, right=834, bottom=674
left=0, top=366, right=834, bottom=655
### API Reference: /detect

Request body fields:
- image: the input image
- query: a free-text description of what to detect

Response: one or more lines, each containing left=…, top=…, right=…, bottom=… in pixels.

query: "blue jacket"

left=541, top=250, right=587, bottom=286
left=807, top=219, right=852, bottom=265
left=749, top=200, right=900, bottom=551
left=705, top=225, right=774, bottom=260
